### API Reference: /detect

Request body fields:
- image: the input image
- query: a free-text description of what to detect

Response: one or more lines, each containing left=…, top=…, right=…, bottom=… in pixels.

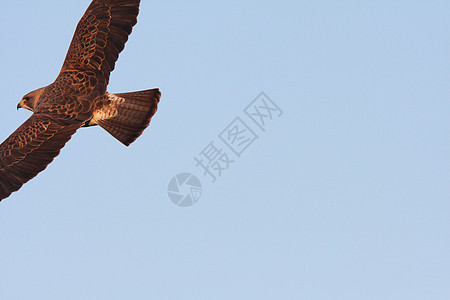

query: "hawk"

left=0, top=0, right=161, bottom=201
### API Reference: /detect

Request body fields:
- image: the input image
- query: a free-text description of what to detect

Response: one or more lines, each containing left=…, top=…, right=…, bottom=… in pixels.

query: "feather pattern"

left=0, top=0, right=161, bottom=202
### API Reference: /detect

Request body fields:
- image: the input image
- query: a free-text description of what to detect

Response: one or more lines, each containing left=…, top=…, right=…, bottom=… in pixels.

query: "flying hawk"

left=0, top=0, right=161, bottom=201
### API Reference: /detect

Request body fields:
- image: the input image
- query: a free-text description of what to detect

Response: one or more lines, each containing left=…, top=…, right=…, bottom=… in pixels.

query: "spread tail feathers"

left=93, top=88, right=161, bottom=146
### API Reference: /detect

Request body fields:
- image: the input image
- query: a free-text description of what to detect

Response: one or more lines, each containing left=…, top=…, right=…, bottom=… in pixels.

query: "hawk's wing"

left=59, top=0, right=141, bottom=96
left=0, top=114, right=82, bottom=201
left=0, top=0, right=142, bottom=201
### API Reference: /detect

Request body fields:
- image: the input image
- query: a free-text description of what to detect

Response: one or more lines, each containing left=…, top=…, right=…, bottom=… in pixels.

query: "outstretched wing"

left=59, top=0, right=141, bottom=96
left=0, top=114, right=82, bottom=201
left=0, top=0, right=142, bottom=201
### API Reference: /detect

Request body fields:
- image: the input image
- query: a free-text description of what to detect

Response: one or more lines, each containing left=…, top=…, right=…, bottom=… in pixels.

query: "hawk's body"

left=0, top=0, right=161, bottom=201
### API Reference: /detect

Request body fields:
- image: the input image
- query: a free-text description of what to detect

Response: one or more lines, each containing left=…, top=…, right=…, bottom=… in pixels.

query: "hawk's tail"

left=97, top=89, right=161, bottom=146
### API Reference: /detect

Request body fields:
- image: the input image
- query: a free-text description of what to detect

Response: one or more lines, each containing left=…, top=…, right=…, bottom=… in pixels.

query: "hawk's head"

left=18, top=87, right=46, bottom=112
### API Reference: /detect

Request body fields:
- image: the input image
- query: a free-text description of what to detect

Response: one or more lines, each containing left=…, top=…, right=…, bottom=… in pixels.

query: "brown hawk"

left=0, top=0, right=161, bottom=201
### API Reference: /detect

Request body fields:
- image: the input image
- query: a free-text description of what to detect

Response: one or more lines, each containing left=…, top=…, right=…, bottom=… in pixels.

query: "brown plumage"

left=0, top=0, right=161, bottom=201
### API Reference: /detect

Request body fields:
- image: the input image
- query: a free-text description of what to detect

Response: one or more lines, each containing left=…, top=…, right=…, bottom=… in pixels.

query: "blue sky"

left=0, top=1, right=449, bottom=299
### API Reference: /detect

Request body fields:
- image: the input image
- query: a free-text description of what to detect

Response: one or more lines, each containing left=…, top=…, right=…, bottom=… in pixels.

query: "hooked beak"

left=17, top=99, right=24, bottom=110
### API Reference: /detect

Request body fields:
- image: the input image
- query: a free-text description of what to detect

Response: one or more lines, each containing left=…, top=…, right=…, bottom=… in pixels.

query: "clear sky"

left=0, top=1, right=449, bottom=299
